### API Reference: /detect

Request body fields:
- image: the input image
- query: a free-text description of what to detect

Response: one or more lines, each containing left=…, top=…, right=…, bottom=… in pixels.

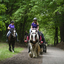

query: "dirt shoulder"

left=56, top=41, right=64, bottom=49
left=0, top=48, right=42, bottom=64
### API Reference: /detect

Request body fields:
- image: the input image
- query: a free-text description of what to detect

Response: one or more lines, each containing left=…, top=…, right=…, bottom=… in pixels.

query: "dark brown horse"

left=8, top=29, right=16, bottom=52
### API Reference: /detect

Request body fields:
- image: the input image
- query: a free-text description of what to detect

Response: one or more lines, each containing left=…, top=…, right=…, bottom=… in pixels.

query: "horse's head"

left=30, top=29, right=39, bottom=43
left=10, top=29, right=16, bottom=37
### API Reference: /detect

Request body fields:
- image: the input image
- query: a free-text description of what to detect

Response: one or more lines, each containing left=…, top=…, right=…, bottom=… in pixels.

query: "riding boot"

left=16, top=36, right=19, bottom=42
left=6, top=36, right=8, bottom=42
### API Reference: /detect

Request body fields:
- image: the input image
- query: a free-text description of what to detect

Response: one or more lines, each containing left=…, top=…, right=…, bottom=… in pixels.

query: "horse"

left=29, top=29, right=40, bottom=58
left=8, top=29, right=16, bottom=52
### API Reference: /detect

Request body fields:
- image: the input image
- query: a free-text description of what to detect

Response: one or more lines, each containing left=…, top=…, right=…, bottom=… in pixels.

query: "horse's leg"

left=12, top=41, right=15, bottom=53
left=37, top=43, right=40, bottom=56
left=8, top=34, right=12, bottom=52
left=33, top=46, right=36, bottom=58
left=28, top=43, right=30, bottom=53
left=9, top=42, right=12, bottom=52
left=40, top=45, right=43, bottom=54
left=29, top=43, right=33, bottom=58
left=33, top=44, right=38, bottom=58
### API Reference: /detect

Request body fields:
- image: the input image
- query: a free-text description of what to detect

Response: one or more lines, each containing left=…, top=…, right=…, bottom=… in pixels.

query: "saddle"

left=24, top=35, right=43, bottom=44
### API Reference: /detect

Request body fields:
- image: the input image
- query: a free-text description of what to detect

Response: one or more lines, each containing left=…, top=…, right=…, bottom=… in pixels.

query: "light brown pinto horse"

left=29, top=29, right=40, bottom=58
left=8, top=29, right=16, bottom=52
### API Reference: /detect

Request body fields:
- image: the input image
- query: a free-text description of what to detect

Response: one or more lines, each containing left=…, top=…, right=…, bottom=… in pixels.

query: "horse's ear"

left=31, top=30, right=32, bottom=32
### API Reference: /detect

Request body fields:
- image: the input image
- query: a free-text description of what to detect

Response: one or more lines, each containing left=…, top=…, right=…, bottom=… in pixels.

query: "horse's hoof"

left=33, top=56, right=36, bottom=58
left=40, top=52, right=43, bottom=55
left=12, top=51, right=14, bottom=53
left=33, top=56, right=37, bottom=58
left=29, top=52, right=32, bottom=58
left=37, top=54, right=39, bottom=57
left=33, top=55, right=37, bottom=58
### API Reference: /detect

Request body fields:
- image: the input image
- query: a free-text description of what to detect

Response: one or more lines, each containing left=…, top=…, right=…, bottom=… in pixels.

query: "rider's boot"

left=6, top=36, right=8, bottom=42
left=16, top=36, right=19, bottom=42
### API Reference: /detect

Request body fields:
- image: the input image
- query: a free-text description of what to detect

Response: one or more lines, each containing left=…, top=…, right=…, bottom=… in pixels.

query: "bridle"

left=30, top=29, right=39, bottom=44
left=10, top=29, right=16, bottom=38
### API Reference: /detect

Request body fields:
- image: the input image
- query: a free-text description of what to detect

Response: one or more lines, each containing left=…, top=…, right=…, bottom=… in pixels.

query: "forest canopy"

left=0, top=0, right=64, bottom=45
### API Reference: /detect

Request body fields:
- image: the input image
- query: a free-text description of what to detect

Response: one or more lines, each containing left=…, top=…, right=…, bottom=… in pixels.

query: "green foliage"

left=0, top=3, right=7, bottom=31
left=0, top=4, right=7, bottom=13
left=0, top=0, right=64, bottom=45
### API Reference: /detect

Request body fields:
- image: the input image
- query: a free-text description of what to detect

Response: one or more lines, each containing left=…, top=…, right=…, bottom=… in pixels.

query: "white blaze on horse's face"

left=30, top=30, right=39, bottom=42
left=13, top=30, right=16, bottom=37
left=32, top=33, right=35, bottom=42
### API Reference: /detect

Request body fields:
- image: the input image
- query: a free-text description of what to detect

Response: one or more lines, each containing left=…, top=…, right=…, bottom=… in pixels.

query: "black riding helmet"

left=33, top=18, right=37, bottom=21
left=11, top=21, right=14, bottom=23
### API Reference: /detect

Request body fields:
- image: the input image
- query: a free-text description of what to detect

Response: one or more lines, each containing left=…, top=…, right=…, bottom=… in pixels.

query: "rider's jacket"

left=31, top=22, right=39, bottom=28
left=8, top=24, right=15, bottom=30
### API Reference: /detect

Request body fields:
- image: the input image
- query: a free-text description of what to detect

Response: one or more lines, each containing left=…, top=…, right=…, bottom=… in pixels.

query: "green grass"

left=0, top=42, right=24, bottom=61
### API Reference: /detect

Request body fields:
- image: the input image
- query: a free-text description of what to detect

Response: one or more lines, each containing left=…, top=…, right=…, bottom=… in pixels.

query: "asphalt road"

left=42, top=47, right=64, bottom=64
left=0, top=47, right=64, bottom=64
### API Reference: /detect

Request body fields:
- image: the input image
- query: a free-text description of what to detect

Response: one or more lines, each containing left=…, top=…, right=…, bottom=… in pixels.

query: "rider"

left=28, top=18, right=45, bottom=53
left=6, top=21, right=19, bottom=42
left=25, top=31, right=28, bottom=36
left=29, top=18, right=39, bottom=32
left=30, top=18, right=45, bottom=43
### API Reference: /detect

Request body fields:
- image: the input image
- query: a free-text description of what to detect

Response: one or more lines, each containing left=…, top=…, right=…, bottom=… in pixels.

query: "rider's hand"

left=36, top=29, right=38, bottom=31
left=8, top=27, right=11, bottom=30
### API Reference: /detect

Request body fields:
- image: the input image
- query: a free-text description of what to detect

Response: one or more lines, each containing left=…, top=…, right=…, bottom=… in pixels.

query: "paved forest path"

left=0, top=47, right=64, bottom=64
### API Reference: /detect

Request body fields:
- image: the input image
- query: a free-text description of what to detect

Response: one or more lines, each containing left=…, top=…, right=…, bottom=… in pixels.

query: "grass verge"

left=0, top=42, right=24, bottom=61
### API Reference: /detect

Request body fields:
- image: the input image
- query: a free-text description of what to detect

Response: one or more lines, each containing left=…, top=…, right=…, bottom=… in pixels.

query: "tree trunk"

left=60, top=13, right=64, bottom=42
left=54, top=26, right=58, bottom=46
left=20, top=15, right=28, bottom=43
left=60, top=21, right=64, bottom=42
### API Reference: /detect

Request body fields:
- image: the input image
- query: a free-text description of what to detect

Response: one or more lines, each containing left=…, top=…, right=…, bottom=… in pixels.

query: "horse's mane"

left=10, top=29, right=15, bottom=32
left=32, top=22, right=39, bottom=25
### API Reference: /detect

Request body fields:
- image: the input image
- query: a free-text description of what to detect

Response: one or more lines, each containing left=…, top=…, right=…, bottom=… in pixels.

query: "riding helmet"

left=33, top=18, right=37, bottom=21
left=11, top=21, right=14, bottom=23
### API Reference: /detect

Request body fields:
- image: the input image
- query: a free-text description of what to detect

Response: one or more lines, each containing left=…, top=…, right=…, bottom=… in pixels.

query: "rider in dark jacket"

left=25, top=31, right=28, bottom=36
